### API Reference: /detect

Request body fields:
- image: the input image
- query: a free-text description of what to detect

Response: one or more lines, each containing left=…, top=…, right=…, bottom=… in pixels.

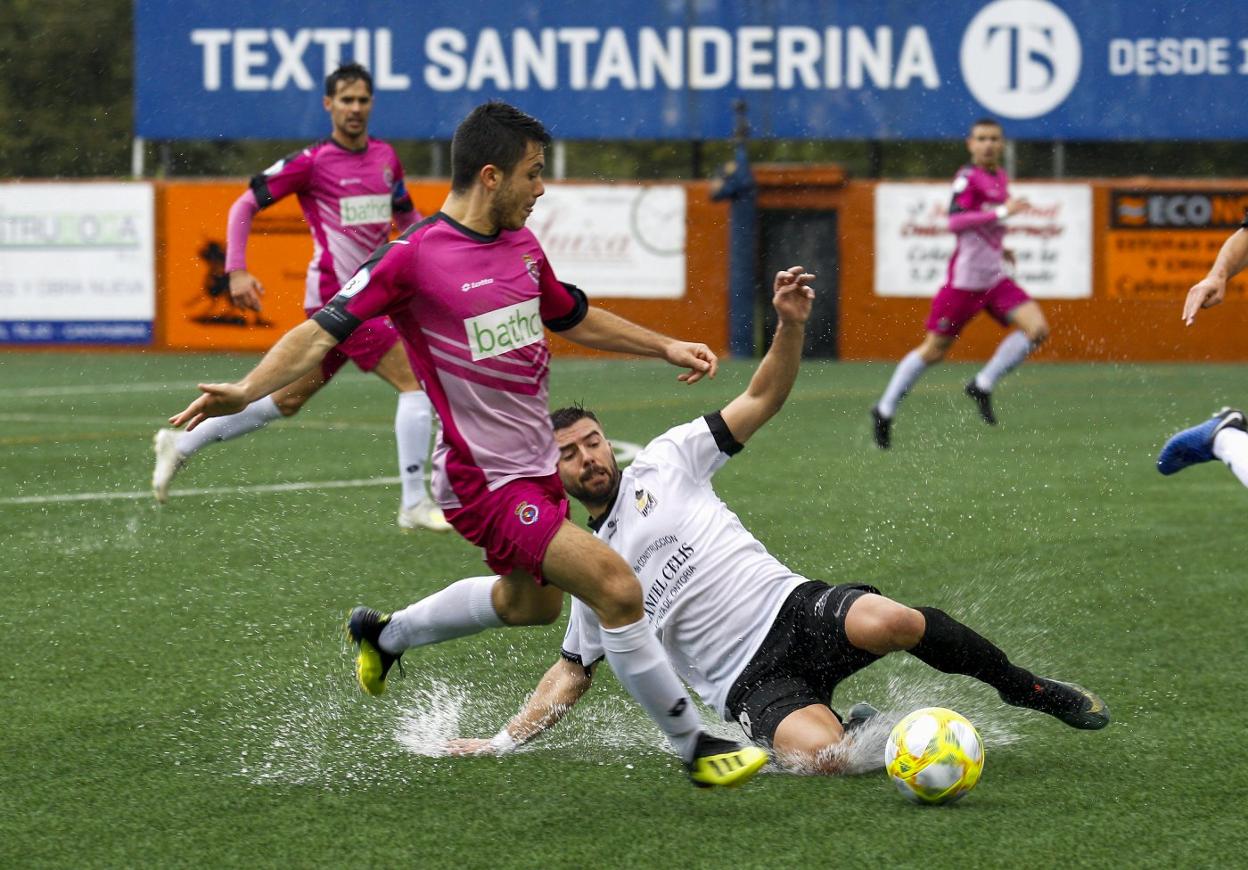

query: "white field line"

left=0, top=412, right=393, bottom=432
left=0, top=476, right=402, bottom=506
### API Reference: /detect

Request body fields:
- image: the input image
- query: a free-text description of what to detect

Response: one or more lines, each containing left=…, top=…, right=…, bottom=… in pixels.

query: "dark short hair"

left=326, top=63, right=373, bottom=97
left=969, top=117, right=1002, bottom=134
left=451, top=101, right=552, bottom=193
left=550, top=403, right=600, bottom=433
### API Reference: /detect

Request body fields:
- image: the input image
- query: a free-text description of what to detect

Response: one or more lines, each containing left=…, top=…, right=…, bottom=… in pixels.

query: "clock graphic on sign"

left=630, top=186, right=686, bottom=256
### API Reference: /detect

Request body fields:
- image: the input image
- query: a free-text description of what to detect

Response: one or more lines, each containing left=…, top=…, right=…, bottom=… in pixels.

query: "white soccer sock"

left=877, top=350, right=928, bottom=418
left=174, top=395, right=282, bottom=456
left=1213, top=428, right=1248, bottom=488
left=396, top=390, right=434, bottom=508
left=600, top=618, right=701, bottom=762
left=379, top=575, right=503, bottom=653
left=975, top=331, right=1034, bottom=392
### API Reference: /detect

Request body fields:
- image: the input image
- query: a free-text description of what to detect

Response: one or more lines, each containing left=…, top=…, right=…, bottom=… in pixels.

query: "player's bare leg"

left=873, top=331, right=953, bottom=448
left=372, top=343, right=449, bottom=532
left=152, top=367, right=324, bottom=502
left=967, top=302, right=1049, bottom=425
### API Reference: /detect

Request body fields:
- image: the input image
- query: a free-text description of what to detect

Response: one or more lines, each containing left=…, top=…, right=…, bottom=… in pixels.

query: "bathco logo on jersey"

left=465, top=297, right=543, bottom=361
left=339, top=194, right=391, bottom=226
left=959, top=0, right=1081, bottom=120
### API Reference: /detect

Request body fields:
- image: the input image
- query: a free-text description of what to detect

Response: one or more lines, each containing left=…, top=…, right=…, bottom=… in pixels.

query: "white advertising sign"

left=0, top=182, right=156, bottom=343
left=873, top=182, right=1092, bottom=299
left=527, top=184, right=685, bottom=299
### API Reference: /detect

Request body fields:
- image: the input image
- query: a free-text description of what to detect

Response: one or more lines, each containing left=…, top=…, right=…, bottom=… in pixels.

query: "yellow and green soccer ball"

left=884, top=707, right=984, bottom=805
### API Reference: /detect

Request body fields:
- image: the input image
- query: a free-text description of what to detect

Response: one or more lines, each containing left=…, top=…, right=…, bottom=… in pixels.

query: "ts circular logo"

left=960, top=0, right=1081, bottom=120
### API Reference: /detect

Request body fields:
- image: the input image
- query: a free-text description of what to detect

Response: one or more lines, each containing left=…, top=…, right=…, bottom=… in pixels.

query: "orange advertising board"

left=1105, top=187, right=1248, bottom=302
left=158, top=181, right=314, bottom=351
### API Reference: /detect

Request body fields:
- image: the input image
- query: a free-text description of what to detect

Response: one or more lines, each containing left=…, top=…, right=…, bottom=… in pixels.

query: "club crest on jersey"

left=633, top=489, right=658, bottom=518
left=515, top=501, right=540, bottom=526
left=340, top=267, right=371, bottom=298
left=523, top=253, right=541, bottom=285
left=383, top=165, right=394, bottom=186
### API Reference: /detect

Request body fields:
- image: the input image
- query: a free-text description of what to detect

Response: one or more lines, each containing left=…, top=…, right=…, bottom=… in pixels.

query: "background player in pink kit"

left=152, top=63, right=448, bottom=532
left=169, top=101, right=767, bottom=788
left=872, top=118, right=1051, bottom=449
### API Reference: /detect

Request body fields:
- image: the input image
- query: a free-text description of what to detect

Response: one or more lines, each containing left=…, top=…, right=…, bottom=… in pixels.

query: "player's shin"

left=907, top=606, right=1035, bottom=699
left=395, top=390, right=434, bottom=507
left=599, top=618, right=701, bottom=761
left=1213, top=427, right=1248, bottom=487
left=974, top=330, right=1033, bottom=392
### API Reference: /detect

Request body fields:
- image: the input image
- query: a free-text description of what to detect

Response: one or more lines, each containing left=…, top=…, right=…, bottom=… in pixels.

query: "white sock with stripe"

left=600, top=617, right=701, bottom=762
left=396, top=390, right=434, bottom=508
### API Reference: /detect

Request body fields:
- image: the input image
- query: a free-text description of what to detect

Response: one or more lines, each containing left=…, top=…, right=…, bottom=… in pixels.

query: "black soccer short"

left=725, top=580, right=882, bottom=747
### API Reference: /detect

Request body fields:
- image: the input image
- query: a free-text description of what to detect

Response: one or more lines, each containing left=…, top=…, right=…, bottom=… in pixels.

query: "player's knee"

left=496, top=585, right=563, bottom=626
left=885, top=606, right=927, bottom=650
left=1027, top=323, right=1050, bottom=345
left=848, top=596, right=924, bottom=654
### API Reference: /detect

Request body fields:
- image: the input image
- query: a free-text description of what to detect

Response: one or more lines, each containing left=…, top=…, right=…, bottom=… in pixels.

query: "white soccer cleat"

left=398, top=498, right=452, bottom=533
left=151, top=429, right=188, bottom=504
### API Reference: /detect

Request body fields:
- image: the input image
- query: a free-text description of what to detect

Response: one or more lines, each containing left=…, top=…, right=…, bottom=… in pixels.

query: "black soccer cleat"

left=1001, top=677, right=1110, bottom=730
left=871, top=406, right=893, bottom=450
left=685, top=732, right=768, bottom=788
left=346, top=606, right=403, bottom=696
left=844, top=702, right=881, bottom=734
left=964, top=382, right=998, bottom=426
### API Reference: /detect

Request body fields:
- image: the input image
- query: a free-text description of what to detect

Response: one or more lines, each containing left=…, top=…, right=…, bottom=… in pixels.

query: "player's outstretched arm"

left=1183, top=228, right=1248, bottom=326
left=446, top=657, right=594, bottom=756
left=558, top=307, right=718, bottom=384
left=168, top=319, right=339, bottom=430
left=718, top=266, right=815, bottom=445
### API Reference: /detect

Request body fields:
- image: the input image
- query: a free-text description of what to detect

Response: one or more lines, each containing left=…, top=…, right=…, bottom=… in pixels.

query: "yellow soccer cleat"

left=346, top=606, right=402, bottom=696
left=686, top=734, right=769, bottom=788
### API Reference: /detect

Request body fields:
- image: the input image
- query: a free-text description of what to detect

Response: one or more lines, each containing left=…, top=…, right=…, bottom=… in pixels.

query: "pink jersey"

left=312, top=213, right=588, bottom=509
left=945, top=164, right=1010, bottom=291
left=230, top=138, right=417, bottom=308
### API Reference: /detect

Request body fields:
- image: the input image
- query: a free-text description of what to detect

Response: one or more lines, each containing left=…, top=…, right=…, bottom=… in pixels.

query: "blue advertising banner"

left=135, top=1, right=1248, bottom=141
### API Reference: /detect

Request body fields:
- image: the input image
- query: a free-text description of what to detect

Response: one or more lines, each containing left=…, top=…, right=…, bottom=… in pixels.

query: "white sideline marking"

left=0, top=381, right=201, bottom=399
left=0, top=476, right=401, bottom=506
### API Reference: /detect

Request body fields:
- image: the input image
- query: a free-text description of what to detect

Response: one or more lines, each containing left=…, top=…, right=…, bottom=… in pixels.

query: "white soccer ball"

left=884, top=707, right=984, bottom=805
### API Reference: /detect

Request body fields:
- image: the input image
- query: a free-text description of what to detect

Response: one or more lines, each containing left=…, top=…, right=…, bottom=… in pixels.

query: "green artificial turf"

left=1, top=352, right=1244, bottom=868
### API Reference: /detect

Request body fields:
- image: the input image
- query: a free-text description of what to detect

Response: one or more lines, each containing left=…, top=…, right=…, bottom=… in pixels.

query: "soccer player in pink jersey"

left=872, top=118, right=1051, bottom=449
left=152, top=63, right=448, bottom=532
left=169, top=101, right=767, bottom=788
left=1156, top=218, right=1248, bottom=484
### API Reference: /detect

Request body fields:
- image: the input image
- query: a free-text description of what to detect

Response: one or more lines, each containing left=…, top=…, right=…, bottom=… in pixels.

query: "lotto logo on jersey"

left=339, top=194, right=392, bottom=226
left=465, top=298, right=543, bottom=361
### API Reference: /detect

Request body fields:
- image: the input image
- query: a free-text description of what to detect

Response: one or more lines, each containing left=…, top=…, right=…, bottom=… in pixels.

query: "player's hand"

left=1182, top=276, right=1226, bottom=326
left=168, top=382, right=250, bottom=431
left=445, top=737, right=498, bottom=756
left=229, top=270, right=265, bottom=312
left=772, top=266, right=815, bottom=326
left=665, top=341, right=718, bottom=384
left=1005, top=197, right=1030, bottom=217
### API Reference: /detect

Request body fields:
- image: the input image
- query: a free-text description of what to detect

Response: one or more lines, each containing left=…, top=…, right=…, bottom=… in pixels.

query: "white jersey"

left=561, top=414, right=806, bottom=719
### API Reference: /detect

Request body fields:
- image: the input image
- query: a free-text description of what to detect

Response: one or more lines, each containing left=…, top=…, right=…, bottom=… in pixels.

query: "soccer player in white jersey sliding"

left=1157, top=217, right=1248, bottom=484
left=431, top=267, right=1109, bottom=768
left=152, top=63, right=448, bottom=532
left=170, top=100, right=766, bottom=788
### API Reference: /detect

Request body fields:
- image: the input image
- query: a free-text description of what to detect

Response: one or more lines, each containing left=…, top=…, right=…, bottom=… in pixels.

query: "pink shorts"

left=444, top=473, right=570, bottom=584
left=305, top=308, right=400, bottom=380
left=924, top=279, right=1031, bottom=337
